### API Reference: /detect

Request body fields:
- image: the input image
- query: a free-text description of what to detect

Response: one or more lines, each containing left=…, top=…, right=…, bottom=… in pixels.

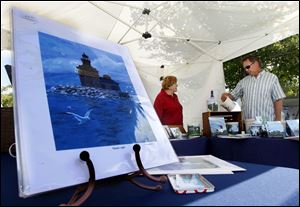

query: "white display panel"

left=12, top=8, right=178, bottom=197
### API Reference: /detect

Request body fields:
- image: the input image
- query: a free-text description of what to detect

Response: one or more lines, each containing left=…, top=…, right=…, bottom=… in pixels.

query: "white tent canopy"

left=1, top=1, right=299, bottom=128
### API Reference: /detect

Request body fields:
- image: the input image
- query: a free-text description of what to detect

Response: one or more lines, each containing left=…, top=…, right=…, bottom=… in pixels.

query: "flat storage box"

left=1, top=107, right=15, bottom=152
left=202, top=111, right=243, bottom=137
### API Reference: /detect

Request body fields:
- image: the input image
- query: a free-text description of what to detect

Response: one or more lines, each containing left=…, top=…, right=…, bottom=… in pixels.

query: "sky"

left=1, top=50, right=12, bottom=87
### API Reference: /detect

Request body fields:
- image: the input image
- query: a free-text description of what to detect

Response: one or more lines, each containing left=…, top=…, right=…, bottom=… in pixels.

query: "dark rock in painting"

left=76, top=53, right=121, bottom=91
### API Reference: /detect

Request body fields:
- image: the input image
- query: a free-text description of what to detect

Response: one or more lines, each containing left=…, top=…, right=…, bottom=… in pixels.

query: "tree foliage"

left=223, top=34, right=299, bottom=97
left=1, top=85, right=13, bottom=107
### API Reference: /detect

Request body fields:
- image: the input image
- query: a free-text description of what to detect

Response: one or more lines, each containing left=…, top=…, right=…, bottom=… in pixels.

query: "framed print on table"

left=12, top=8, right=178, bottom=197
left=286, top=119, right=299, bottom=137
left=208, top=117, right=228, bottom=137
left=147, top=155, right=246, bottom=175
left=266, top=121, right=285, bottom=137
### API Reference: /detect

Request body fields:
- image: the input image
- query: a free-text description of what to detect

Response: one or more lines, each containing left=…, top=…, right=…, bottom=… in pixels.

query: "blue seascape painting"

left=38, top=32, right=156, bottom=150
left=208, top=117, right=228, bottom=136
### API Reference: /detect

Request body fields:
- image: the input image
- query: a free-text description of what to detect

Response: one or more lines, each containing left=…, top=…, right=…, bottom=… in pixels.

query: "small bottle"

left=207, top=90, right=218, bottom=112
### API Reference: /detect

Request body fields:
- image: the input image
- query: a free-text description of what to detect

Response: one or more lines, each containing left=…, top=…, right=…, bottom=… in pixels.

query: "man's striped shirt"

left=231, top=70, right=286, bottom=121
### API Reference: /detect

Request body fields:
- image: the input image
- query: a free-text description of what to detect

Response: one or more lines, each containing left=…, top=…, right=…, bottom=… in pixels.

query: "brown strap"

left=59, top=151, right=95, bottom=206
left=126, top=144, right=167, bottom=191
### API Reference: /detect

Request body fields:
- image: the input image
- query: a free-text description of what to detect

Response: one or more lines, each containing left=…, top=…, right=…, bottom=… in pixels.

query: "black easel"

left=60, top=151, right=95, bottom=206
left=4, top=65, right=12, bottom=84
left=126, top=144, right=167, bottom=191
left=61, top=144, right=167, bottom=205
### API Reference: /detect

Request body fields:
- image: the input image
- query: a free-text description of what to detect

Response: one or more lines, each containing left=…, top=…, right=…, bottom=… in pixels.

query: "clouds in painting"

left=39, top=32, right=126, bottom=78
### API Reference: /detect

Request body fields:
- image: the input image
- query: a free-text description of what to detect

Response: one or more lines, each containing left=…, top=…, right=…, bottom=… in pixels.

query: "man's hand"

left=221, top=93, right=231, bottom=102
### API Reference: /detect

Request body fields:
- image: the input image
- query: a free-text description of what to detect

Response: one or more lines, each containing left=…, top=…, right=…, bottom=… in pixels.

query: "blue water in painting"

left=38, top=32, right=156, bottom=151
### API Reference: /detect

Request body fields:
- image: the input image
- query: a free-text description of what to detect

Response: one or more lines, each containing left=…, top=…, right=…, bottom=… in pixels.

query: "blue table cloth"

left=171, top=136, right=299, bottom=169
left=1, top=137, right=299, bottom=205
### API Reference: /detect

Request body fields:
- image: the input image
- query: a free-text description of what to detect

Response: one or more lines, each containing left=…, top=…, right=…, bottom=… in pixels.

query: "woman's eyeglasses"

left=244, top=62, right=255, bottom=70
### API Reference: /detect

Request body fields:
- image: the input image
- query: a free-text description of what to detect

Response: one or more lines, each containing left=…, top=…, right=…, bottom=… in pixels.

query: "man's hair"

left=162, top=76, right=177, bottom=90
left=241, top=55, right=262, bottom=67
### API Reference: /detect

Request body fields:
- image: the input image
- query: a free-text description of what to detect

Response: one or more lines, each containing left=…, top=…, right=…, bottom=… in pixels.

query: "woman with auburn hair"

left=154, top=76, right=183, bottom=125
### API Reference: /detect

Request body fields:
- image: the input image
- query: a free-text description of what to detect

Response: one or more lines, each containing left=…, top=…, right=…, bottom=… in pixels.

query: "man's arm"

left=271, top=76, right=285, bottom=121
left=221, top=93, right=235, bottom=102
left=274, top=99, right=283, bottom=121
left=221, top=80, right=243, bottom=102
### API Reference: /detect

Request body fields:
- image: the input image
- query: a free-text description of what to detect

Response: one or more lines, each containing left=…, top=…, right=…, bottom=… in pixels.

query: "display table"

left=1, top=137, right=299, bottom=205
left=208, top=137, right=299, bottom=169
left=171, top=136, right=299, bottom=169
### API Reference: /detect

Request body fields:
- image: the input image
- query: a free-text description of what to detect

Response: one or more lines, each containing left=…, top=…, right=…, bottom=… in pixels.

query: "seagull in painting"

left=66, top=109, right=93, bottom=125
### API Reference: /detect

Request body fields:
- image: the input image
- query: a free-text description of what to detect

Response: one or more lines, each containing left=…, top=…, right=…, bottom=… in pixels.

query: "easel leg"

left=127, top=144, right=167, bottom=191
left=60, top=151, right=95, bottom=206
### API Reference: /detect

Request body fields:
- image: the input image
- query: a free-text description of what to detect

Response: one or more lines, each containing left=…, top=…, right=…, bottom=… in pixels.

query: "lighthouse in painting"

left=76, top=53, right=120, bottom=91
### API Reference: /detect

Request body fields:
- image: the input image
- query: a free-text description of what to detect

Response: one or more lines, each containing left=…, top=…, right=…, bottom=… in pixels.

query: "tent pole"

left=186, top=40, right=219, bottom=61
left=155, top=35, right=218, bottom=43
left=1, top=28, right=11, bottom=50
left=221, top=35, right=265, bottom=61
left=107, top=1, right=170, bottom=12
left=145, top=12, right=149, bottom=32
left=105, top=1, right=143, bottom=10
left=221, top=13, right=299, bottom=61
left=151, top=2, right=170, bottom=11
left=148, top=3, right=175, bottom=32
left=222, top=35, right=262, bottom=43
left=118, top=14, right=143, bottom=44
left=120, top=4, right=176, bottom=45
left=188, top=43, right=219, bottom=63
left=120, top=38, right=142, bottom=45
left=115, top=2, right=175, bottom=44
left=148, top=13, right=219, bottom=61
left=119, top=3, right=176, bottom=45
left=89, top=1, right=144, bottom=35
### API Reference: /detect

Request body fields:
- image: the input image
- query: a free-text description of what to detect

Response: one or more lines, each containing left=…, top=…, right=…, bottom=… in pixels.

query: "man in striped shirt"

left=221, top=56, right=286, bottom=121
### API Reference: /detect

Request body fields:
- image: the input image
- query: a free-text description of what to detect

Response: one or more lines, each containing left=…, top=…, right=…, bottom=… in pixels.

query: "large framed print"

left=147, top=155, right=246, bottom=175
left=12, top=8, right=178, bottom=197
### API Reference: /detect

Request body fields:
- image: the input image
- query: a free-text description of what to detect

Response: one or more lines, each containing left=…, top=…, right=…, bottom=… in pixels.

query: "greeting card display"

left=266, top=121, right=285, bottom=137
left=286, top=119, right=299, bottom=137
left=208, top=117, right=228, bottom=137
